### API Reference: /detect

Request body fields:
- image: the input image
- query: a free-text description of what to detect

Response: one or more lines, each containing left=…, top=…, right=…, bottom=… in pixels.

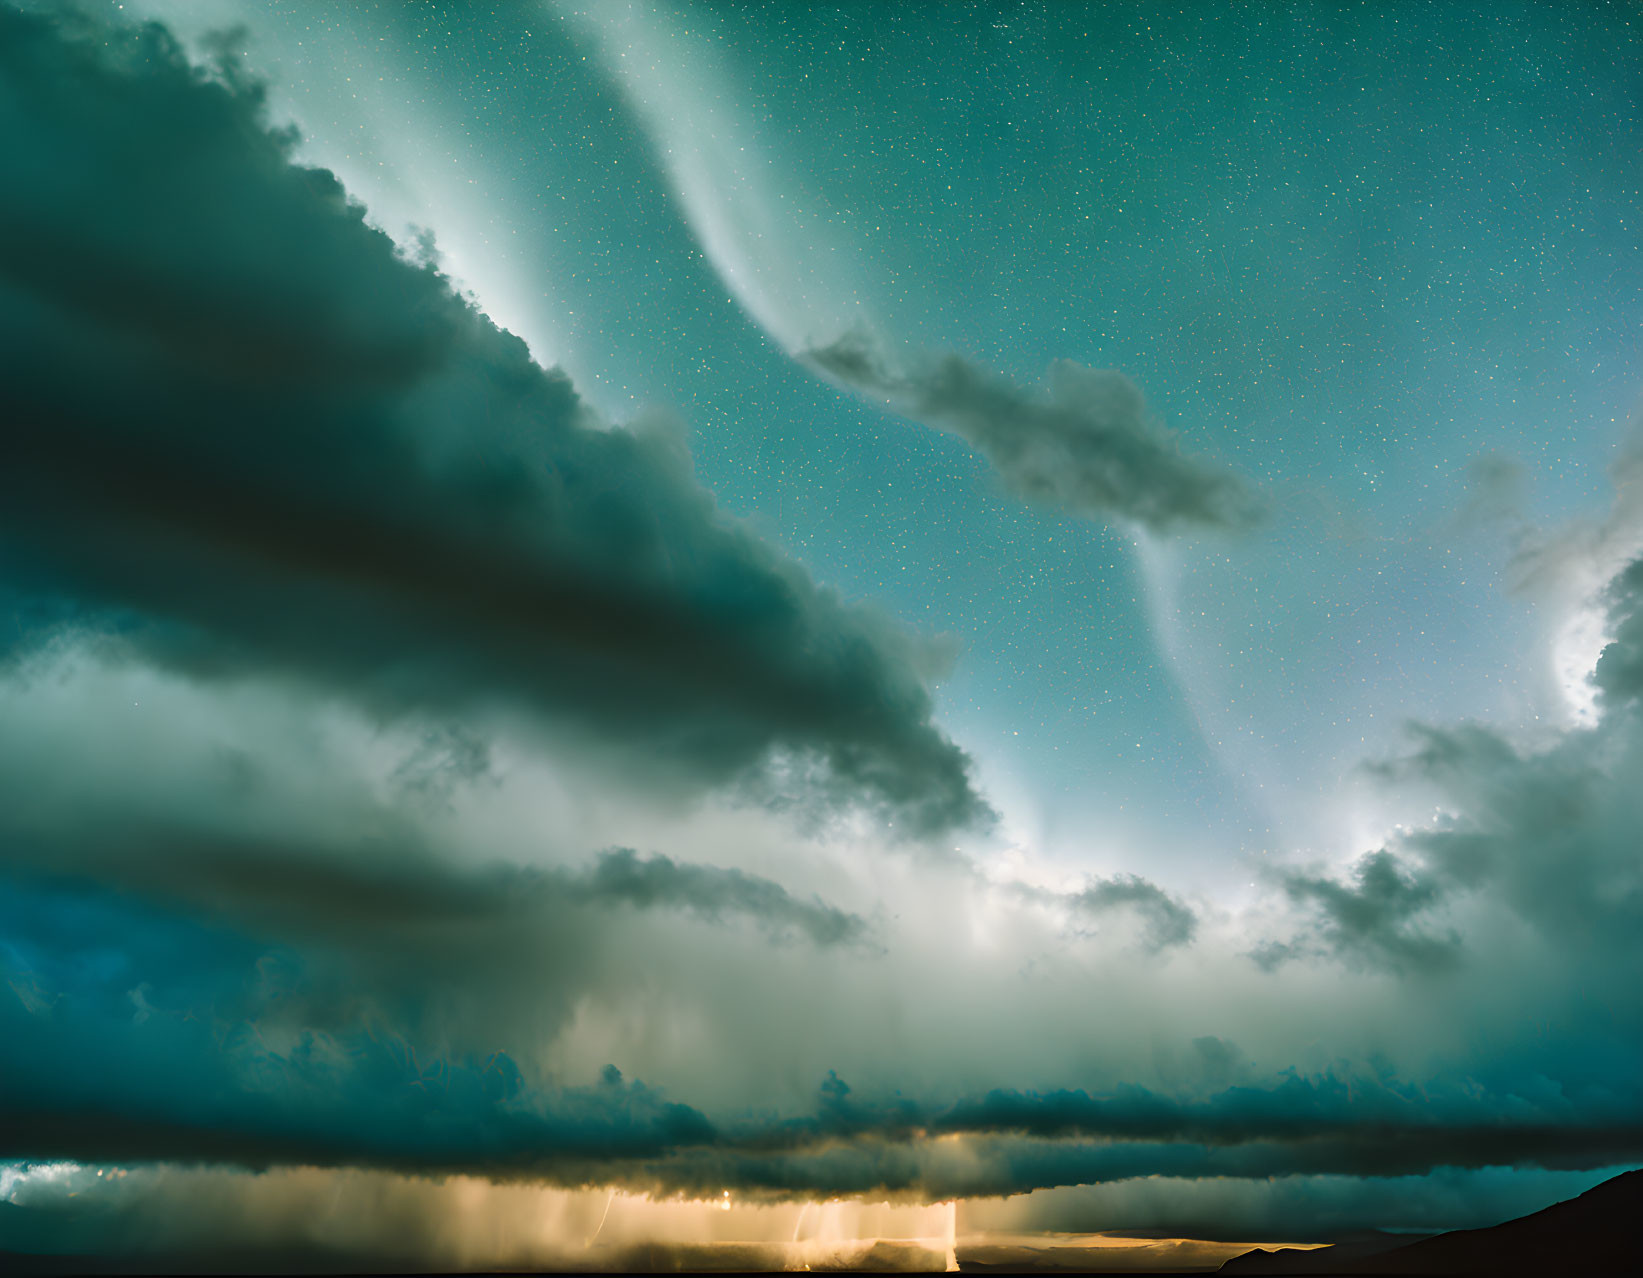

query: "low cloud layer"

left=5, top=656, right=1635, bottom=1200
left=804, top=332, right=1260, bottom=535
left=7, top=901, right=1638, bottom=1193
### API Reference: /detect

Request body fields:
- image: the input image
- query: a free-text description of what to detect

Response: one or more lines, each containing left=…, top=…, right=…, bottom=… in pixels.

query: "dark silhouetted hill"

left=1221, top=1167, right=1642, bottom=1274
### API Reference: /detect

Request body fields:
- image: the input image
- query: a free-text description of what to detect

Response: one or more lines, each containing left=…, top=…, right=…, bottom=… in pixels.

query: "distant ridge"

left=1217, top=1233, right=1421, bottom=1274
left=1220, top=1168, right=1643, bottom=1274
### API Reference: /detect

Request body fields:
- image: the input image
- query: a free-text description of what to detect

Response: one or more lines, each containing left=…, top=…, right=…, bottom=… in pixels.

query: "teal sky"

left=135, top=0, right=1643, bottom=878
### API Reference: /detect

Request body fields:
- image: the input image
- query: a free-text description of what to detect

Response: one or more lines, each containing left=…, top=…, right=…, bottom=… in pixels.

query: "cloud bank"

left=1264, top=545, right=1643, bottom=980
left=805, top=332, right=1261, bottom=535
left=0, top=8, right=984, bottom=834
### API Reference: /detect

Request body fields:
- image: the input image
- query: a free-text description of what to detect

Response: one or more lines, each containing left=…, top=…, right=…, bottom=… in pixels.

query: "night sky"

left=3, top=0, right=1643, bottom=1269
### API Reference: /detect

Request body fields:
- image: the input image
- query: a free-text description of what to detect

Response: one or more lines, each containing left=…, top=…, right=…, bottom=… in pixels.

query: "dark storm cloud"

left=0, top=778, right=870, bottom=1095
left=0, top=8, right=985, bottom=832
left=803, top=331, right=1261, bottom=535
left=654, top=1128, right=1643, bottom=1205
left=1386, top=727, right=1643, bottom=953
left=0, top=863, right=853, bottom=1182
left=1258, top=556, right=1643, bottom=979
left=0, top=812, right=868, bottom=956
left=1592, top=556, right=1643, bottom=705
left=646, top=1068, right=1643, bottom=1200
left=8, top=864, right=1633, bottom=1194
left=919, top=1074, right=1641, bottom=1176
left=0, top=951, right=719, bottom=1175
left=1073, top=874, right=1198, bottom=951
left=6, top=878, right=1638, bottom=1193
left=1272, top=850, right=1459, bottom=976
left=1009, top=872, right=1198, bottom=953
left=577, top=847, right=868, bottom=947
